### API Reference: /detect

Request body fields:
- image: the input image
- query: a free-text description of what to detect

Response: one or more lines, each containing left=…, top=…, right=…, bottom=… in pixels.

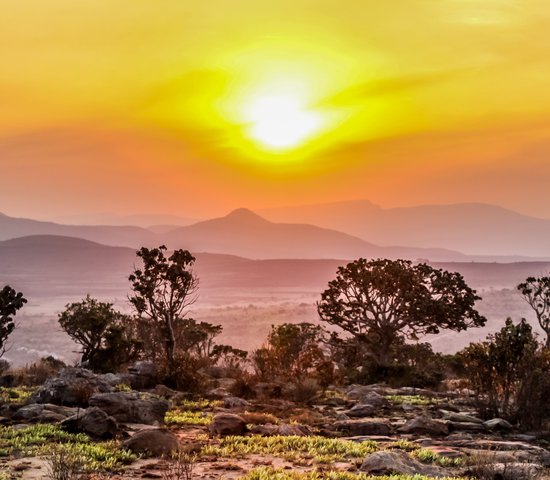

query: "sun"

left=244, top=94, right=323, bottom=151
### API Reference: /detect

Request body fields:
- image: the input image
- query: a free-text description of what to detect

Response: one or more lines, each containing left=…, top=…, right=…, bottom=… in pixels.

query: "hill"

left=163, top=208, right=466, bottom=261
left=259, top=200, right=550, bottom=257
left=0, top=212, right=155, bottom=248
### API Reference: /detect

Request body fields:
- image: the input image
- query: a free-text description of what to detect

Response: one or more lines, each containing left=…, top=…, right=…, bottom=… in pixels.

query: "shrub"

left=460, top=318, right=550, bottom=428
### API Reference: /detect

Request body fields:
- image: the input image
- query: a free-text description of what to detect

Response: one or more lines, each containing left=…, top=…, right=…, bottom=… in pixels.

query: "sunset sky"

left=2, top=0, right=550, bottom=220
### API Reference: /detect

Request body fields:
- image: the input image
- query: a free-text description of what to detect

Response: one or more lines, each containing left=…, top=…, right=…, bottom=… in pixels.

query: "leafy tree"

left=253, top=323, right=334, bottom=386
left=317, top=258, right=486, bottom=368
left=0, top=285, right=27, bottom=357
left=58, top=295, right=140, bottom=372
left=460, top=318, right=542, bottom=421
left=517, top=275, right=550, bottom=348
left=128, top=246, right=198, bottom=380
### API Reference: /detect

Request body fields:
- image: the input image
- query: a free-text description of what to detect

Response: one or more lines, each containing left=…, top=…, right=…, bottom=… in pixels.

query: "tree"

left=252, top=323, right=334, bottom=386
left=460, top=318, right=545, bottom=423
left=58, top=295, right=140, bottom=372
left=128, top=246, right=198, bottom=379
left=517, top=275, right=550, bottom=348
left=317, top=258, right=486, bottom=368
left=0, top=285, right=27, bottom=357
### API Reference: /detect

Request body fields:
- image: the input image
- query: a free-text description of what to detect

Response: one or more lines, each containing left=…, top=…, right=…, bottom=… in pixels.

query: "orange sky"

left=2, top=0, right=550, bottom=220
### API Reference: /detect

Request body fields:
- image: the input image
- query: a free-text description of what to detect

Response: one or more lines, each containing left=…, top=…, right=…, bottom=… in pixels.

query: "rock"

left=398, top=416, right=449, bottom=436
left=360, top=451, right=446, bottom=477
left=448, top=421, right=487, bottom=433
left=333, top=419, right=392, bottom=436
left=440, top=410, right=483, bottom=424
left=323, top=397, right=349, bottom=407
left=89, top=392, right=168, bottom=425
left=346, top=385, right=387, bottom=401
left=360, top=392, right=389, bottom=408
left=31, top=368, right=112, bottom=406
left=13, top=403, right=78, bottom=423
left=253, top=383, right=282, bottom=399
left=208, top=413, right=247, bottom=436
left=277, top=423, right=313, bottom=436
left=345, top=404, right=377, bottom=418
left=423, top=446, right=465, bottom=459
left=61, top=407, right=118, bottom=439
left=223, top=397, right=250, bottom=409
left=152, top=385, right=179, bottom=399
left=127, top=361, right=159, bottom=390
left=465, top=462, right=543, bottom=480
left=484, top=418, right=513, bottom=431
left=121, top=428, right=179, bottom=457
left=249, top=423, right=279, bottom=436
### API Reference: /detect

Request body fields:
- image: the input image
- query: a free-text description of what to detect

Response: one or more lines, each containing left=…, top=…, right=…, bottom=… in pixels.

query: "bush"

left=460, top=318, right=550, bottom=428
left=252, top=323, right=334, bottom=388
left=13, top=356, right=66, bottom=386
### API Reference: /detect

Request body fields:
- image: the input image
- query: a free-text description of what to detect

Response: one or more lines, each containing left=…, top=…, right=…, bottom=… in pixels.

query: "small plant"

left=45, top=448, right=83, bottom=480
left=163, top=448, right=195, bottom=480
left=201, top=435, right=378, bottom=463
left=165, top=409, right=213, bottom=426
left=385, top=395, right=435, bottom=406
left=413, top=448, right=463, bottom=468
left=237, top=467, right=464, bottom=479
left=113, top=383, right=132, bottom=392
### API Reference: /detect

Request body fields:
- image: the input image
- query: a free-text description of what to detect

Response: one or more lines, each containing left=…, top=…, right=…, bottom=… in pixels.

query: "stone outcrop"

left=89, top=392, right=168, bottom=425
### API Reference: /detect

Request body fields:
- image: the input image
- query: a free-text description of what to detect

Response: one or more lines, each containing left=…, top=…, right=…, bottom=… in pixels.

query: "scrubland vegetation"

left=1, top=246, right=550, bottom=479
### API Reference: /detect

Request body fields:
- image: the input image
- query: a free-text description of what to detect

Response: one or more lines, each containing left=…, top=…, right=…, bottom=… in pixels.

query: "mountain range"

left=259, top=200, right=550, bottom=257
left=2, top=200, right=550, bottom=260
left=0, top=209, right=465, bottom=261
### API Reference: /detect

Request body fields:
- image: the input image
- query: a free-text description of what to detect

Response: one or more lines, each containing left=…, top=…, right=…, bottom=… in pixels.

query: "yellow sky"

left=2, top=0, right=550, bottom=219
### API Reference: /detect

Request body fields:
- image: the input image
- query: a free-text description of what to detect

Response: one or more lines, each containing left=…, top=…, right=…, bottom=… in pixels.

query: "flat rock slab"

left=361, top=450, right=446, bottom=477
left=333, top=419, right=393, bottom=436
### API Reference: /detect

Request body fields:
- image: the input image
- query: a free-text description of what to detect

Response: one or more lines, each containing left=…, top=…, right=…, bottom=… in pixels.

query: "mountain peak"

left=224, top=208, right=268, bottom=223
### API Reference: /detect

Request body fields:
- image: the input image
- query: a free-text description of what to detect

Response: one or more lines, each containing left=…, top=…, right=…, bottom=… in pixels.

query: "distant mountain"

left=50, top=213, right=197, bottom=228
left=2, top=235, right=549, bottom=296
left=259, top=201, right=550, bottom=257
left=163, top=208, right=467, bottom=261
left=0, top=212, right=156, bottom=248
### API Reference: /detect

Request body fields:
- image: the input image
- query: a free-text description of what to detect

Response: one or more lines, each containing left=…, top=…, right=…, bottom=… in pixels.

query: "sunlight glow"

left=245, top=94, right=324, bottom=151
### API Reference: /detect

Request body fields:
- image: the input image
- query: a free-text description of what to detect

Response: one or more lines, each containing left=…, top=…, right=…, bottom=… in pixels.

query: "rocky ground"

left=0, top=364, right=548, bottom=480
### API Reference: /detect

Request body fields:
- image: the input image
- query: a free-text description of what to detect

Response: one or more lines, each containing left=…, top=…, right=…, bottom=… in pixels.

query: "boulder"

left=484, top=418, right=513, bottom=431
left=360, top=450, right=446, bottom=477
left=126, top=361, right=159, bottom=390
left=440, top=410, right=483, bottom=424
left=398, top=416, right=449, bottom=436
left=121, top=428, right=179, bottom=456
left=13, top=404, right=78, bottom=423
left=249, top=423, right=279, bottom=436
left=277, top=423, right=313, bottom=436
left=223, top=396, right=250, bottom=409
left=89, top=392, right=168, bottom=425
left=465, top=462, right=543, bottom=480
left=61, top=407, right=118, bottom=439
left=333, top=419, right=392, bottom=436
left=208, top=413, right=247, bottom=436
left=360, top=391, right=389, bottom=408
left=30, top=368, right=112, bottom=406
left=448, top=421, right=487, bottom=433
left=345, top=404, right=377, bottom=418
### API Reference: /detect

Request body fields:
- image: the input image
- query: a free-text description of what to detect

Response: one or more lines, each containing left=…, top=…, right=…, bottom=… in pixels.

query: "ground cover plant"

left=237, top=467, right=465, bottom=480
left=0, top=424, right=135, bottom=471
left=201, top=435, right=378, bottom=463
